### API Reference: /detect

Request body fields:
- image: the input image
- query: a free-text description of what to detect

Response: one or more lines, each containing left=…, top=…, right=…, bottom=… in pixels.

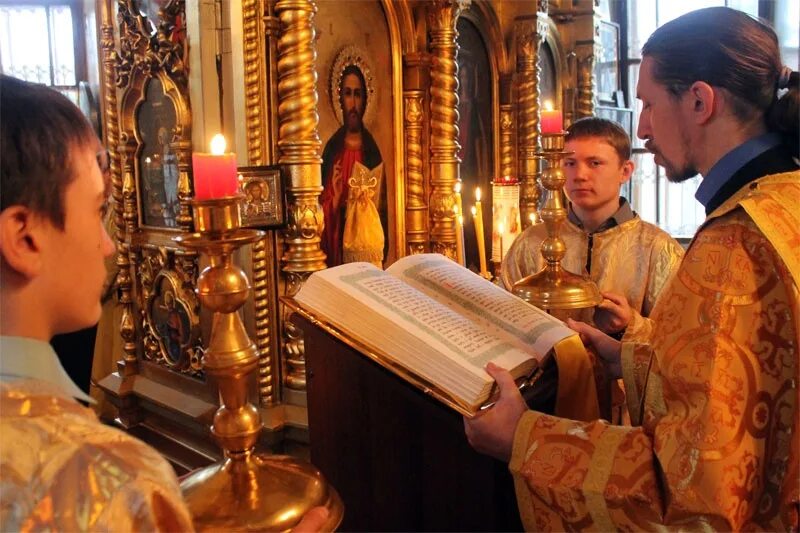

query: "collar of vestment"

left=0, top=335, right=94, bottom=403
left=697, top=132, right=796, bottom=214
left=567, top=196, right=635, bottom=234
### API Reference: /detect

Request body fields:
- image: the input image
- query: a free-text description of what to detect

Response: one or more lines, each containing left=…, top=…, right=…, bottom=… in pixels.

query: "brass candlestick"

left=512, top=133, right=602, bottom=310
left=175, top=196, right=343, bottom=531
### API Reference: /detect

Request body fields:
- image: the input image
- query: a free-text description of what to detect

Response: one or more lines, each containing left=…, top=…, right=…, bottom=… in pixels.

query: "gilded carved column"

left=242, top=0, right=268, bottom=165
left=101, top=3, right=137, bottom=382
left=404, top=90, right=427, bottom=254
left=499, top=75, right=515, bottom=182
left=515, top=17, right=546, bottom=229
left=576, top=53, right=595, bottom=118
left=499, top=106, right=515, bottom=181
left=242, top=0, right=278, bottom=405
left=118, top=135, right=139, bottom=378
left=275, top=0, right=325, bottom=390
left=427, top=0, right=468, bottom=260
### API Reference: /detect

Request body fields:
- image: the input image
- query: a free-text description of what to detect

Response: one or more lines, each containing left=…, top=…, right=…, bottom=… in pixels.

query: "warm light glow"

left=544, top=100, right=554, bottom=112
left=498, top=222, right=504, bottom=235
left=454, top=181, right=462, bottom=194
left=210, top=134, right=227, bottom=155
left=145, top=156, right=151, bottom=164
left=529, top=213, right=536, bottom=224
left=458, top=215, right=463, bottom=224
left=475, top=187, right=482, bottom=202
left=453, top=205, right=459, bottom=215
left=471, top=206, right=477, bottom=216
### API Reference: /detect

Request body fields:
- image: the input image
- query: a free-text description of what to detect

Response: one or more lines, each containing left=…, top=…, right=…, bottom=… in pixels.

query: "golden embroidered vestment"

left=509, top=173, right=800, bottom=530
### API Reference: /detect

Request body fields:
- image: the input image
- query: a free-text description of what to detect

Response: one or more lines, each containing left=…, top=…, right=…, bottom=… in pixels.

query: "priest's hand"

left=594, top=291, right=633, bottom=334
left=291, top=506, right=330, bottom=532
left=463, top=362, right=527, bottom=462
left=567, top=318, right=622, bottom=379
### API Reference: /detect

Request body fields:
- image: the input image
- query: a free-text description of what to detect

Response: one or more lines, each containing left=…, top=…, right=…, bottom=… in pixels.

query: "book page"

left=296, top=263, right=535, bottom=375
left=387, top=254, right=575, bottom=356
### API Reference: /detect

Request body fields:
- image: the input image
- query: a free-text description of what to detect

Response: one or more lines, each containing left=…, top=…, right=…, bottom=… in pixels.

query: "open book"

left=293, top=253, right=575, bottom=416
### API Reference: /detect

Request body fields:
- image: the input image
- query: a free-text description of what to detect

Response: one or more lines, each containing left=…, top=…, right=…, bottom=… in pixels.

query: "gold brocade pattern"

left=510, top=173, right=800, bottom=531
left=0, top=379, right=193, bottom=532
left=501, top=216, right=684, bottom=341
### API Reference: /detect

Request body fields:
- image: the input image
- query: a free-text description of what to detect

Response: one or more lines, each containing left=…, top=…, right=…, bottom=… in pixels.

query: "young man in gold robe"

left=502, top=117, right=683, bottom=341
left=465, top=7, right=799, bottom=530
left=0, top=76, right=328, bottom=531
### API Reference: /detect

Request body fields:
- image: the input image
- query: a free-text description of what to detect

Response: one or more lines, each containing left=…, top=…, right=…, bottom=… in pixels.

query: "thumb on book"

left=485, top=362, right=516, bottom=395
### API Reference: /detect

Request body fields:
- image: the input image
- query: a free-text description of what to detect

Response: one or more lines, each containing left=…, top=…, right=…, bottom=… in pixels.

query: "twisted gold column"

left=512, top=133, right=601, bottom=310
left=515, top=17, right=545, bottom=230
left=427, top=0, right=467, bottom=261
left=275, top=0, right=325, bottom=280
left=275, top=0, right=325, bottom=391
left=178, top=198, right=342, bottom=531
left=499, top=104, right=515, bottom=182
left=577, top=54, right=595, bottom=119
left=404, top=89, right=428, bottom=255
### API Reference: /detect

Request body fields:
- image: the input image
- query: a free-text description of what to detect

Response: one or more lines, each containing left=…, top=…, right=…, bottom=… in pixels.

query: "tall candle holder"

left=512, top=132, right=602, bottom=310
left=175, top=196, right=343, bottom=531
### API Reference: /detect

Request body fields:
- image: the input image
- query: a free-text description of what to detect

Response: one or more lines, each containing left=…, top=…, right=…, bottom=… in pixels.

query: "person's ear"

left=687, top=81, right=716, bottom=125
left=620, top=159, right=634, bottom=184
left=0, top=206, right=46, bottom=279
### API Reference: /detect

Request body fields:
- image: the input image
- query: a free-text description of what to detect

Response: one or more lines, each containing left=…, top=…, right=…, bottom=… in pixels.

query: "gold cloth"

left=0, top=379, right=194, bottom=531
left=501, top=215, right=684, bottom=341
left=509, top=172, right=800, bottom=530
left=342, top=162, right=385, bottom=266
left=552, top=335, right=600, bottom=421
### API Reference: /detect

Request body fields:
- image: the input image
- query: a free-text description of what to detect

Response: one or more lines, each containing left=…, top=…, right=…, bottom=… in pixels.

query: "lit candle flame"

left=210, top=134, right=227, bottom=155
left=454, top=181, right=462, bottom=194
left=529, top=213, right=536, bottom=224
left=498, top=222, right=504, bottom=235
left=458, top=215, right=463, bottom=225
left=453, top=204, right=459, bottom=215
left=475, top=187, right=482, bottom=202
left=544, top=100, right=554, bottom=112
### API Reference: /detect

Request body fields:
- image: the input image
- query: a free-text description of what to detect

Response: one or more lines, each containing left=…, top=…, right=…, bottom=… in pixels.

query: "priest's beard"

left=646, top=128, right=698, bottom=183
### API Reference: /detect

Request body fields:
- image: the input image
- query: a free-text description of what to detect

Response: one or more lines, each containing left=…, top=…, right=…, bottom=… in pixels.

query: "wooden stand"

left=293, top=313, right=523, bottom=532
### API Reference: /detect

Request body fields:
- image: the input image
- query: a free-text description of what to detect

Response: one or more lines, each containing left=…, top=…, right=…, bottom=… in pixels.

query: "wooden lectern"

left=292, top=312, right=523, bottom=531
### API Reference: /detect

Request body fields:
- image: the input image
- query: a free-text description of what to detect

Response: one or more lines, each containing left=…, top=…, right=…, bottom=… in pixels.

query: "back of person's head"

left=642, top=7, right=799, bottom=156
left=566, top=117, right=632, bottom=163
left=1, top=75, right=97, bottom=229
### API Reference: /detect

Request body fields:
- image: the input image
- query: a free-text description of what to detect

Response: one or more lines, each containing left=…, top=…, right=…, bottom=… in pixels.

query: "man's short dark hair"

left=1, top=75, right=97, bottom=229
left=339, top=64, right=368, bottom=114
left=566, top=117, right=632, bottom=163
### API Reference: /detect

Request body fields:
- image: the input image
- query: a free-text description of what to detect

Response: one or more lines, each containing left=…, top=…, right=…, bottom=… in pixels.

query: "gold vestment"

left=0, top=378, right=194, bottom=531
left=502, top=215, right=684, bottom=341
left=509, top=173, right=800, bottom=530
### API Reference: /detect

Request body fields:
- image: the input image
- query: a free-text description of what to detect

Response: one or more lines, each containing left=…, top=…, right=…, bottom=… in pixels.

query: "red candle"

left=540, top=101, right=563, bottom=134
left=192, top=134, right=239, bottom=199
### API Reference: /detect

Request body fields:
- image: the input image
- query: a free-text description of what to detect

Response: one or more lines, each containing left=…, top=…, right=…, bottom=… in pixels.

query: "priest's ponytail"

left=766, top=68, right=799, bottom=158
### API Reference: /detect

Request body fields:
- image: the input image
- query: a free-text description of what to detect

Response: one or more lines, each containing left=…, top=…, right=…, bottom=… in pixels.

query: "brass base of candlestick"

left=181, top=453, right=344, bottom=532
left=512, top=132, right=602, bottom=311
left=513, top=265, right=602, bottom=310
left=175, top=196, right=343, bottom=531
